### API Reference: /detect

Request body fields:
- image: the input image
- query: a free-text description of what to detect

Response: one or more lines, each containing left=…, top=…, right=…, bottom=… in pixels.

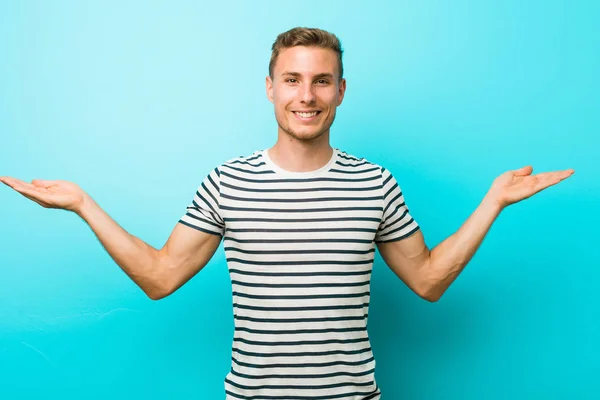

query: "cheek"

left=274, top=86, right=296, bottom=103
left=318, top=89, right=338, bottom=106
left=274, top=98, right=292, bottom=114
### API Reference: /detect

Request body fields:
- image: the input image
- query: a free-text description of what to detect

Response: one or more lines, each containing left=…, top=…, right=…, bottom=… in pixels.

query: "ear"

left=266, top=76, right=274, bottom=104
left=337, top=78, right=347, bottom=106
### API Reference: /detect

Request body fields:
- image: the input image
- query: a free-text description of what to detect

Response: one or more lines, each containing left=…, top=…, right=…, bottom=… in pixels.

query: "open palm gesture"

left=488, top=166, right=574, bottom=209
left=0, top=177, right=86, bottom=213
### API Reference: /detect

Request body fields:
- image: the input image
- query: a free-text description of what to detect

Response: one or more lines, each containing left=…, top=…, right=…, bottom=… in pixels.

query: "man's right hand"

left=0, top=175, right=222, bottom=299
left=0, top=177, right=87, bottom=214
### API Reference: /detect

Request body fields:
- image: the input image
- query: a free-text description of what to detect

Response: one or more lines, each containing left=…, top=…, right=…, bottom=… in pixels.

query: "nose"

left=300, top=82, right=316, bottom=104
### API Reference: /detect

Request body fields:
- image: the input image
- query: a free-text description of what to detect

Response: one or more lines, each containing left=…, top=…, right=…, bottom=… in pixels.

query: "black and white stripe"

left=179, top=148, right=420, bottom=399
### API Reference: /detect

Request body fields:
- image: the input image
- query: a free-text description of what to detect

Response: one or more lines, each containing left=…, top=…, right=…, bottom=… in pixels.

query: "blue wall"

left=1, top=1, right=597, bottom=399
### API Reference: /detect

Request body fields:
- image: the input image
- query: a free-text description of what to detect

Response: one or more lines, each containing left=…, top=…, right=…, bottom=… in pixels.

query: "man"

left=0, top=27, right=573, bottom=399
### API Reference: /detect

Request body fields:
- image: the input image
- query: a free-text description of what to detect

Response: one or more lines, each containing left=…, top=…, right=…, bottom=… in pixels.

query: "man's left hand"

left=486, top=166, right=575, bottom=209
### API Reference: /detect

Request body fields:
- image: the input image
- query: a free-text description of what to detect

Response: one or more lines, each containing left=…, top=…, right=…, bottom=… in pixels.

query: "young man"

left=1, top=27, right=573, bottom=399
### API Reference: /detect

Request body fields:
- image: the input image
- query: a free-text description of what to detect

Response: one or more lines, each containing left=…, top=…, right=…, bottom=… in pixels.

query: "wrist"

left=75, top=193, right=94, bottom=220
left=481, top=192, right=504, bottom=215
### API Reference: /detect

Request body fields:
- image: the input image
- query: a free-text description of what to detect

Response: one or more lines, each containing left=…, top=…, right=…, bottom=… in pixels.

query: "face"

left=266, top=46, right=346, bottom=142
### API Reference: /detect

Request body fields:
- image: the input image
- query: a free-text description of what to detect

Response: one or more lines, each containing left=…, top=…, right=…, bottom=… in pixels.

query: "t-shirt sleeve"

left=375, top=167, right=420, bottom=243
left=178, top=167, right=225, bottom=237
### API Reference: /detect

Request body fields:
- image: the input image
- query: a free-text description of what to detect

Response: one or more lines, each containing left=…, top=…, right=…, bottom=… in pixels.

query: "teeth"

left=295, top=111, right=318, bottom=118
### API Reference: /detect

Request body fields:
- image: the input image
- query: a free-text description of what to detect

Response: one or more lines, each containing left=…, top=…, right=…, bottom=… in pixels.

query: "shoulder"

left=213, top=150, right=266, bottom=176
left=335, top=149, right=408, bottom=190
left=222, top=150, right=264, bottom=166
left=335, top=148, right=384, bottom=173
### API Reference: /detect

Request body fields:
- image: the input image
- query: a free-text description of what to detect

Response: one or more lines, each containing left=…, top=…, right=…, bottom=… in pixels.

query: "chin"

left=287, top=127, right=327, bottom=141
left=275, top=113, right=331, bottom=142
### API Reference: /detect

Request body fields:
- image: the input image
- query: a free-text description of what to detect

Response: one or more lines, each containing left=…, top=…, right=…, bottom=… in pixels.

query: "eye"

left=286, top=78, right=298, bottom=83
left=316, top=79, right=329, bottom=85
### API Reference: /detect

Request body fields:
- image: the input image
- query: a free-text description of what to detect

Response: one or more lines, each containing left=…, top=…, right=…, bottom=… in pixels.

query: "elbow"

left=417, top=274, right=444, bottom=303
left=146, top=289, right=170, bottom=301
left=144, top=277, right=175, bottom=301
left=145, top=255, right=176, bottom=300
left=416, top=260, right=459, bottom=302
left=420, top=288, right=442, bottom=303
left=418, top=284, right=443, bottom=302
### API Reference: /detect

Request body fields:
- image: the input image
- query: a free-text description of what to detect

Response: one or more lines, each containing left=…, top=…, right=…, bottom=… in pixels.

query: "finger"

left=2, top=178, right=53, bottom=200
left=514, top=166, right=533, bottom=176
left=8, top=180, right=53, bottom=202
left=562, top=169, right=575, bottom=178
left=530, top=172, right=573, bottom=194
left=8, top=179, right=37, bottom=192
left=534, top=170, right=575, bottom=184
left=31, top=179, right=59, bottom=188
left=0, top=176, right=21, bottom=188
left=3, top=180, right=49, bottom=206
left=2, top=176, right=36, bottom=190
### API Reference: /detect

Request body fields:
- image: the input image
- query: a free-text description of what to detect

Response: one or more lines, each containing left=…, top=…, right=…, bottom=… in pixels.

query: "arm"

left=377, top=165, right=574, bottom=302
left=377, top=194, right=500, bottom=302
left=78, top=194, right=221, bottom=300
left=0, top=177, right=222, bottom=300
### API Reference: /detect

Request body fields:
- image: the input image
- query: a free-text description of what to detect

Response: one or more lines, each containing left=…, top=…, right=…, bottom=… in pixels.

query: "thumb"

left=513, top=166, right=533, bottom=176
left=31, top=179, right=58, bottom=187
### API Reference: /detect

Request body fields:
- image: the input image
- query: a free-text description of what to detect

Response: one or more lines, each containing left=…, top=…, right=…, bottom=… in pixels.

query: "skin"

left=265, top=46, right=346, bottom=173
left=0, top=45, right=575, bottom=302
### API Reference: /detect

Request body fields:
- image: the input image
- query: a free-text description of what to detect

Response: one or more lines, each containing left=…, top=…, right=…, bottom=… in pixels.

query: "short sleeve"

left=178, top=167, right=225, bottom=237
left=375, top=167, right=420, bottom=243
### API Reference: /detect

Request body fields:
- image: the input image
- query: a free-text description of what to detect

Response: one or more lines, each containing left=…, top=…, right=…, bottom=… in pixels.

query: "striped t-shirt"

left=179, top=147, right=420, bottom=399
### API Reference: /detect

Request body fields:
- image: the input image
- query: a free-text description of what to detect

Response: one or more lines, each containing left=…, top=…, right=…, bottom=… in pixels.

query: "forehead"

left=274, top=46, right=338, bottom=76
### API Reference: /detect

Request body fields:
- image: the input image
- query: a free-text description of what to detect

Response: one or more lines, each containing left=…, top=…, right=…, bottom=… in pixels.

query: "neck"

left=268, top=129, right=333, bottom=173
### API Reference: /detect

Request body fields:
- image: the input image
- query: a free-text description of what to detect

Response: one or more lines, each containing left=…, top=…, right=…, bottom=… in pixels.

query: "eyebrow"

left=281, top=71, right=335, bottom=80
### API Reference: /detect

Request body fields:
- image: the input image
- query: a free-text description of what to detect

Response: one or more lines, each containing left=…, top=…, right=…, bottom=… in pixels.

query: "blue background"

left=1, top=1, right=598, bottom=399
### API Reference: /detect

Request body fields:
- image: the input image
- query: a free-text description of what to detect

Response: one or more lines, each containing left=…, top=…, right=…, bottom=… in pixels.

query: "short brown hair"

left=269, top=27, right=344, bottom=81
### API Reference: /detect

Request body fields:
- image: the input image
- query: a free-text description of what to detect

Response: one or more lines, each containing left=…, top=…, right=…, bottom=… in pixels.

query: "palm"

left=0, top=177, right=85, bottom=212
left=489, top=166, right=574, bottom=208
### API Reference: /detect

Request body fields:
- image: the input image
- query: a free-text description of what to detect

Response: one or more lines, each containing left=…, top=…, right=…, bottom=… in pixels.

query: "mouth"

left=292, top=110, right=321, bottom=122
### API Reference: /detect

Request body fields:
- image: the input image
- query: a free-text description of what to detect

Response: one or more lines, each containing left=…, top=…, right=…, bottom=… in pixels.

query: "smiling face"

left=266, top=46, right=346, bottom=142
